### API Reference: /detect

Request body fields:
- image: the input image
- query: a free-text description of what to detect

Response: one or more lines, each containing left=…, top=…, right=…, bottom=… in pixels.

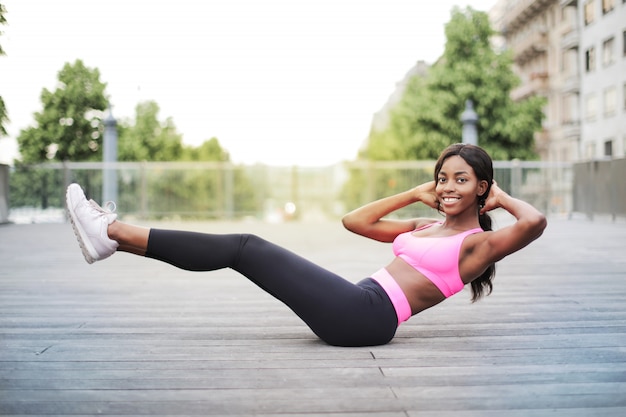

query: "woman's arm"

left=477, top=182, right=547, bottom=264
left=342, top=181, right=440, bottom=242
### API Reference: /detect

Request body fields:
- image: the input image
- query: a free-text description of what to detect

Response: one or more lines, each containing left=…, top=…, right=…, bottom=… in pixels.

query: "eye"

left=437, top=177, right=446, bottom=183
left=457, top=178, right=467, bottom=183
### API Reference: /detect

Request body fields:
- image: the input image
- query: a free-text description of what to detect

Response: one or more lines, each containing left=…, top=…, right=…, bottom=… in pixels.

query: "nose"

left=443, top=180, right=455, bottom=192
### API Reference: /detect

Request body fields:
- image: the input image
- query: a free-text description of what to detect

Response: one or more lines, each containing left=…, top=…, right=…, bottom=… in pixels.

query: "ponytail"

left=470, top=201, right=495, bottom=302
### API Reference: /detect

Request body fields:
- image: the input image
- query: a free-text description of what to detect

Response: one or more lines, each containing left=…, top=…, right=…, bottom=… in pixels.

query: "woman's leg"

left=67, top=183, right=397, bottom=346
left=145, top=229, right=398, bottom=346
left=108, top=221, right=150, bottom=255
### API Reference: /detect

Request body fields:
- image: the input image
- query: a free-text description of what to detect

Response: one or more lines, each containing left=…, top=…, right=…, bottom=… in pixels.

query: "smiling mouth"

left=442, top=197, right=460, bottom=203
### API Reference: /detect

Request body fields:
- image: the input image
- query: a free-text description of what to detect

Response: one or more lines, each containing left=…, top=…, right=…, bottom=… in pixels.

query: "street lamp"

left=102, top=106, right=118, bottom=203
left=461, top=100, right=478, bottom=146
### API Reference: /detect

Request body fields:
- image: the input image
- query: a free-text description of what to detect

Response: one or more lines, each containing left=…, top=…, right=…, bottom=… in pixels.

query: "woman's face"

left=435, top=155, right=488, bottom=215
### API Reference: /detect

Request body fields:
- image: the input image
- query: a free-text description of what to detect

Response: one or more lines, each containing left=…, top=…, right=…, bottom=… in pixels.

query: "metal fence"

left=4, top=159, right=583, bottom=224
left=573, top=159, right=626, bottom=220
left=0, top=164, right=9, bottom=223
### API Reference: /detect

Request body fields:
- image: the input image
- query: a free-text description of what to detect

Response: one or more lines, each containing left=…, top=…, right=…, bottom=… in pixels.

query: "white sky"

left=0, top=0, right=495, bottom=166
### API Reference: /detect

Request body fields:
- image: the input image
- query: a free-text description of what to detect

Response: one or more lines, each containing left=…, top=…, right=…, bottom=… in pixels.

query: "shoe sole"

left=66, top=184, right=97, bottom=264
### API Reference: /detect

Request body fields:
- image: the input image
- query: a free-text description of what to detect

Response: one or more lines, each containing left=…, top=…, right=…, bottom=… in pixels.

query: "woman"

left=66, top=144, right=546, bottom=347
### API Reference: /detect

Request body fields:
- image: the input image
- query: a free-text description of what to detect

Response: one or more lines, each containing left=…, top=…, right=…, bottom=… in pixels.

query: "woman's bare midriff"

left=384, top=257, right=447, bottom=315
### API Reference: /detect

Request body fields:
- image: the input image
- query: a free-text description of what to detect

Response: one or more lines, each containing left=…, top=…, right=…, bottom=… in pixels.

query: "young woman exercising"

left=66, top=144, right=546, bottom=347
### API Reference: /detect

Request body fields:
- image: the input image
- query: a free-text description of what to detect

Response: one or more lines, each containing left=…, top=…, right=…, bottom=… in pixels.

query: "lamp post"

left=461, top=100, right=478, bottom=145
left=102, top=106, right=118, bottom=203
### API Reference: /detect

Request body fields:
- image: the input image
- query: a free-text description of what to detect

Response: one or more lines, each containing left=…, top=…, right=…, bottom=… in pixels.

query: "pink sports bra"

left=392, top=222, right=483, bottom=297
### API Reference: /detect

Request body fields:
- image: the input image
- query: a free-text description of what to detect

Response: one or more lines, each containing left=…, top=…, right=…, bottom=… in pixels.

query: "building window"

left=585, top=47, right=596, bottom=72
left=561, top=96, right=569, bottom=123
left=602, top=37, right=614, bottom=66
left=604, top=140, right=613, bottom=157
left=584, top=0, right=595, bottom=25
left=562, top=93, right=579, bottom=124
left=586, top=142, right=596, bottom=159
left=562, top=49, right=578, bottom=77
left=602, top=0, right=615, bottom=14
left=623, top=30, right=626, bottom=56
left=585, top=93, right=598, bottom=120
left=604, top=86, right=617, bottom=116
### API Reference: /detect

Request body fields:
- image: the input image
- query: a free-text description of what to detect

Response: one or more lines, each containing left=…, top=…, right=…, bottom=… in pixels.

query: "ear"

left=477, top=180, right=489, bottom=197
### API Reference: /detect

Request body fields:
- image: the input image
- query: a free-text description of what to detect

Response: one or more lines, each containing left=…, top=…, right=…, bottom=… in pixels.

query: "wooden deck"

left=1, top=215, right=625, bottom=416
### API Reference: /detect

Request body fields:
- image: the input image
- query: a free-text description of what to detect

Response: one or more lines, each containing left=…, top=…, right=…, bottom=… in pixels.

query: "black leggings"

left=145, top=229, right=398, bottom=347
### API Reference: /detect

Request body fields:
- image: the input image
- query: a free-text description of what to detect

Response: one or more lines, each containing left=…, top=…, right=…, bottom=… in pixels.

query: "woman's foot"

left=66, top=183, right=119, bottom=264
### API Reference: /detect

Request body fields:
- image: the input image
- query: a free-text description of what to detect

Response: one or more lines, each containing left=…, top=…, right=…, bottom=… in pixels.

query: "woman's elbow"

left=531, top=212, right=548, bottom=237
left=342, top=213, right=367, bottom=234
left=342, top=213, right=373, bottom=237
left=341, top=213, right=357, bottom=232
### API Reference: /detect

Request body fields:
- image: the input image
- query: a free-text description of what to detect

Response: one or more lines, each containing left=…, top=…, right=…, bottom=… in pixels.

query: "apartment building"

left=495, top=0, right=568, bottom=161
left=494, top=0, right=626, bottom=162
left=579, top=0, right=626, bottom=159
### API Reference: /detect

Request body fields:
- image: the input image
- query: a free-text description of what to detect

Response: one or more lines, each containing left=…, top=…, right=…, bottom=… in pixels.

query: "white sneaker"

left=66, top=183, right=119, bottom=264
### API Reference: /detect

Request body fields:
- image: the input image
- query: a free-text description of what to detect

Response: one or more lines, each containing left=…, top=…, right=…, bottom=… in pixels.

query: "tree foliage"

left=17, top=59, right=108, bottom=163
left=0, top=93, right=6, bottom=138
left=0, top=3, right=9, bottom=137
left=182, top=137, right=230, bottom=162
left=9, top=58, right=261, bottom=215
left=364, top=7, right=544, bottom=161
left=117, top=101, right=184, bottom=161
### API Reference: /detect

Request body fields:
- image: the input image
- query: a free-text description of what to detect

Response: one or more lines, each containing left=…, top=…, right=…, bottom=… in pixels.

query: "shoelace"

left=88, top=199, right=117, bottom=215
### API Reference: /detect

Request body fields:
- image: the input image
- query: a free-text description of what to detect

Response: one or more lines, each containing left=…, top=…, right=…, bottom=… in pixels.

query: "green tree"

left=17, top=60, right=108, bottom=163
left=365, top=7, right=544, bottom=161
left=182, top=138, right=257, bottom=216
left=118, top=100, right=183, bottom=161
left=344, top=7, right=544, bottom=212
left=11, top=60, right=107, bottom=208
left=0, top=3, right=9, bottom=137
left=182, top=137, right=230, bottom=162
left=116, top=108, right=258, bottom=218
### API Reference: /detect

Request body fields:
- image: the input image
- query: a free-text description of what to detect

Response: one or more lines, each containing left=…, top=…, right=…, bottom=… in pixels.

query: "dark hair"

left=434, top=143, right=495, bottom=302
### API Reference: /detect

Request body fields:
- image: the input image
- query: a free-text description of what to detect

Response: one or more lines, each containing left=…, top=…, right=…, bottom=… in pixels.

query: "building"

left=369, top=60, right=430, bottom=133
left=578, top=0, right=626, bottom=159
left=495, top=0, right=626, bottom=162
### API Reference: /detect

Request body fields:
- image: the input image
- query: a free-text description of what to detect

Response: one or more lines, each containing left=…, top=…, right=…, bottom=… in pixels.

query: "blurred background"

left=0, top=0, right=624, bottom=224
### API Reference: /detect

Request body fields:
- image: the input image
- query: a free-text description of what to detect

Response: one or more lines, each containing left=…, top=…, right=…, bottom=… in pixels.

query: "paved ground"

left=1, top=214, right=625, bottom=416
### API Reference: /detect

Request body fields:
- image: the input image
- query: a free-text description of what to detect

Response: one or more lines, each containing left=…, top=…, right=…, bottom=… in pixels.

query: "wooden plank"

left=1, top=218, right=626, bottom=416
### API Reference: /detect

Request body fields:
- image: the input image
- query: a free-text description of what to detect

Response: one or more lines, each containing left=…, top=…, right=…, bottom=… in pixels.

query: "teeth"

left=443, top=198, right=459, bottom=202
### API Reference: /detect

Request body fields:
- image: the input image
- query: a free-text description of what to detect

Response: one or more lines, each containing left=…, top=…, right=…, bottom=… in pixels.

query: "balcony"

left=562, top=120, right=581, bottom=139
left=503, top=0, right=556, bottom=30
left=561, top=27, right=580, bottom=50
left=511, top=72, right=549, bottom=101
left=513, top=29, right=548, bottom=65
left=561, top=74, right=580, bottom=93
left=534, top=129, right=551, bottom=155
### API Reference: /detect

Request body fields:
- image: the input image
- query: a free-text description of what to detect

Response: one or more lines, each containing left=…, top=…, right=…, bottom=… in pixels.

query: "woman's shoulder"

left=413, top=218, right=441, bottom=230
